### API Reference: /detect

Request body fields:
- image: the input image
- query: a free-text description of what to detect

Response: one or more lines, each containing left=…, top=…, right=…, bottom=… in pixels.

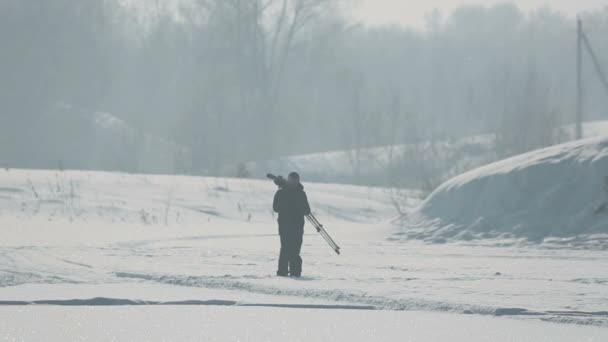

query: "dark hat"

left=288, top=172, right=300, bottom=181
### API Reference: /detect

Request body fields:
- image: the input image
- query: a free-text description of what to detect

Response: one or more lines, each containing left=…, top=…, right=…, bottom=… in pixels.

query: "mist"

left=3, top=2, right=608, bottom=338
left=1, top=1, right=607, bottom=187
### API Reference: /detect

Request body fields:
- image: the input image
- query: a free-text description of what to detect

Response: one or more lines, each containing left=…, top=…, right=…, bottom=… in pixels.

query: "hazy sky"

left=350, top=0, right=608, bottom=28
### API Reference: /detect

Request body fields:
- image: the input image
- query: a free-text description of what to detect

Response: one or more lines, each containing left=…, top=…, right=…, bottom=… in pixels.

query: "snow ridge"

left=114, top=272, right=608, bottom=327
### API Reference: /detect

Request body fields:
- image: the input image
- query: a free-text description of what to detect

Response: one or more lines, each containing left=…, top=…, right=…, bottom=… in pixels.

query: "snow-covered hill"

left=228, top=120, right=608, bottom=189
left=401, top=136, right=608, bottom=249
left=32, top=103, right=190, bottom=174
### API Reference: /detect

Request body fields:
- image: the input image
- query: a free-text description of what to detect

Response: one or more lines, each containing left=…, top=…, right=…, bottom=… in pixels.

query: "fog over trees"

left=1, top=1, right=607, bottom=186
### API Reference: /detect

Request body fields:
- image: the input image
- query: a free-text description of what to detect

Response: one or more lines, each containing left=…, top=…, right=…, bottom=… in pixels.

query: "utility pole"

left=582, top=32, right=608, bottom=98
left=576, top=17, right=583, bottom=140
left=576, top=17, right=608, bottom=141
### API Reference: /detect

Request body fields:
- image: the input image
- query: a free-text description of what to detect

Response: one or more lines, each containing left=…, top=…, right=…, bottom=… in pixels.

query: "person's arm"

left=273, top=190, right=281, bottom=213
left=302, top=192, right=311, bottom=216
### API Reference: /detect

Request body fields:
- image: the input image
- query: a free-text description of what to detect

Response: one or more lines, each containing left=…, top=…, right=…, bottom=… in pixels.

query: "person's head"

left=287, top=172, right=300, bottom=187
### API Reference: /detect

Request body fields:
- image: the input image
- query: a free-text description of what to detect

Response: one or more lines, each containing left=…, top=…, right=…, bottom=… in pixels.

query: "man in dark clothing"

left=273, top=172, right=311, bottom=277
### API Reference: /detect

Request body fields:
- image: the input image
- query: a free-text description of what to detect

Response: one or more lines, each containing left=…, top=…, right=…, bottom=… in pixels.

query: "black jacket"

left=273, top=183, right=311, bottom=230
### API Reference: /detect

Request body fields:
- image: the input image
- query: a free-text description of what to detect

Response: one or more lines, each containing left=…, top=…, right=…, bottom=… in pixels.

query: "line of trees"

left=1, top=1, right=607, bottom=177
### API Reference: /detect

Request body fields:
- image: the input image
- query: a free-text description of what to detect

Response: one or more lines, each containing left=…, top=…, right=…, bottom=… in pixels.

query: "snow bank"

left=403, top=136, right=608, bottom=248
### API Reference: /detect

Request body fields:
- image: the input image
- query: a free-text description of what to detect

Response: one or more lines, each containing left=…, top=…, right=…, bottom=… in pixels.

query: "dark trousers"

left=277, top=231, right=303, bottom=276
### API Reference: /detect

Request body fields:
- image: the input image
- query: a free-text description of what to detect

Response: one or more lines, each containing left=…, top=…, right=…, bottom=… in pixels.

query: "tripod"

left=306, top=213, right=341, bottom=255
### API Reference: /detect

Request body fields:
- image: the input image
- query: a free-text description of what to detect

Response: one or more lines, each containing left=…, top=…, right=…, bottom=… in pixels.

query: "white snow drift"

left=403, top=136, right=608, bottom=248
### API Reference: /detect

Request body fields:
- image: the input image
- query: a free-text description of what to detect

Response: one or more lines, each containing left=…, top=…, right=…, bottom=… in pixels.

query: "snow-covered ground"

left=0, top=169, right=607, bottom=340
left=2, top=304, right=607, bottom=341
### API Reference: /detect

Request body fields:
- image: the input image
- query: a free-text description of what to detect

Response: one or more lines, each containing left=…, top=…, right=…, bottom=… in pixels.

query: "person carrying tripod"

left=272, top=172, right=311, bottom=277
